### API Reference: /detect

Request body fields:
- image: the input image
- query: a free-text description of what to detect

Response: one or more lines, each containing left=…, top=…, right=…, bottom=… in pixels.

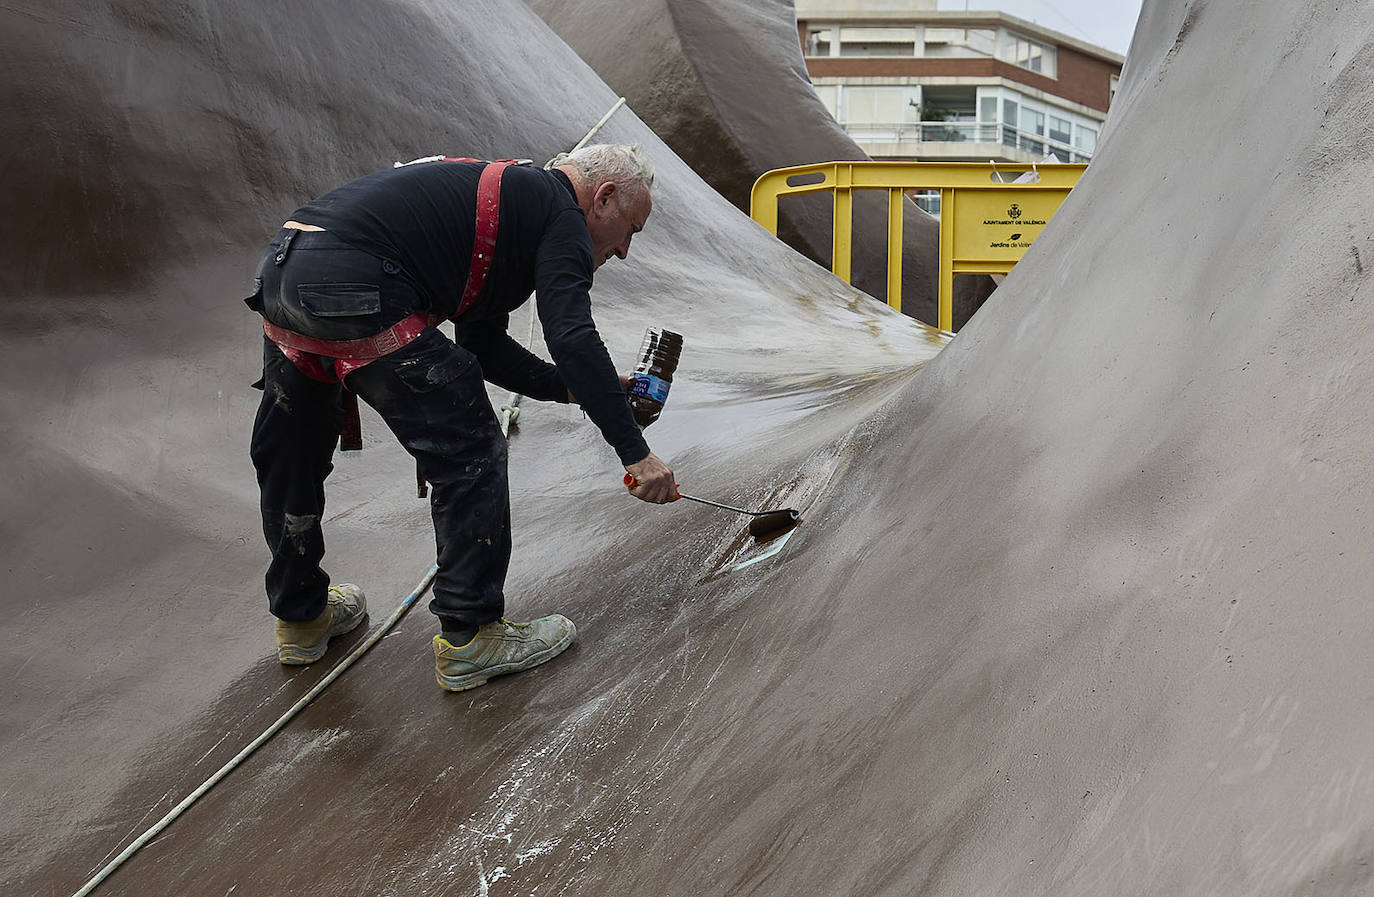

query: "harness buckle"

left=372, top=328, right=402, bottom=355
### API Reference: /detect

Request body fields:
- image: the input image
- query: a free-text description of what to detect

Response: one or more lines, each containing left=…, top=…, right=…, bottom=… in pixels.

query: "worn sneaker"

left=275, top=584, right=368, bottom=664
left=433, top=615, right=576, bottom=692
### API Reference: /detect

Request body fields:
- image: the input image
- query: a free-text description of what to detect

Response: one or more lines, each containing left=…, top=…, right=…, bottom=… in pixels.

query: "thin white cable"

left=71, top=565, right=439, bottom=897
left=570, top=96, right=626, bottom=154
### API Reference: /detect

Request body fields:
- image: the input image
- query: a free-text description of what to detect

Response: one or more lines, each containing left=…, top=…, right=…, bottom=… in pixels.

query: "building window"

left=805, top=27, right=833, bottom=57
left=1048, top=115, right=1071, bottom=146
left=1000, top=30, right=1056, bottom=76
left=1074, top=124, right=1097, bottom=153
left=912, top=190, right=941, bottom=216
left=837, top=26, right=916, bottom=57
left=987, top=88, right=1104, bottom=160
left=922, top=27, right=997, bottom=58
left=843, top=85, right=920, bottom=128
left=813, top=84, right=839, bottom=119
left=921, top=86, right=976, bottom=121
left=1020, top=108, right=1045, bottom=154
left=919, top=86, right=978, bottom=142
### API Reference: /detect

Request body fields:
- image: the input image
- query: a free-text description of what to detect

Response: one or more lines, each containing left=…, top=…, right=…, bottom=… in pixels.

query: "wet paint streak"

left=729, top=527, right=796, bottom=572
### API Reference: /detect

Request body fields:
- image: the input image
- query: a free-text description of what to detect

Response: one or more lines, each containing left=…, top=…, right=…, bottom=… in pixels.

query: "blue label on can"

left=629, top=373, right=671, bottom=404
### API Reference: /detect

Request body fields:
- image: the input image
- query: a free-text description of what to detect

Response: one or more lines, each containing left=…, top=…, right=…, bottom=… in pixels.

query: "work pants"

left=247, top=230, right=508, bottom=630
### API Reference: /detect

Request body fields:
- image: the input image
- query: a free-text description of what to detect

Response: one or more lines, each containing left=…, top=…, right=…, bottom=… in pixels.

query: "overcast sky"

left=938, top=0, right=1144, bottom=56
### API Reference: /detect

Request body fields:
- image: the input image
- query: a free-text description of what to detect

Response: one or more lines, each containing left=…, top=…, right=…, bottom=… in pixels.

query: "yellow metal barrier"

left=749, top=161, right=1085, bottom=331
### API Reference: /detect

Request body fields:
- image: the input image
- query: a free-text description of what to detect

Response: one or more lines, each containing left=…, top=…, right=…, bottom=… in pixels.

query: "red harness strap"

left=263, top=159, right=513, bottom=457
left=264, top=311, right=442, bottom=381
left=458, top=161, right=506, bottom=318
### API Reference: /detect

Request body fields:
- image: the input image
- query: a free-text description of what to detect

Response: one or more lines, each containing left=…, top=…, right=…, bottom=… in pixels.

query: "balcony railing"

left=837, top=120, right=1092, bottom=162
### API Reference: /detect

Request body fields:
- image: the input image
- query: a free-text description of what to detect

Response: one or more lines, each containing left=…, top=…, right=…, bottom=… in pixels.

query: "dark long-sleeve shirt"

left=292, top=161, right=650, bottom=466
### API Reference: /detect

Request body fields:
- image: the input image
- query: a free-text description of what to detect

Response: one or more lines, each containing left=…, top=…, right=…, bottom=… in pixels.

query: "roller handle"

left=624, top=476, right=800, bottom=540
left=623, top=473, right=682, bottom=500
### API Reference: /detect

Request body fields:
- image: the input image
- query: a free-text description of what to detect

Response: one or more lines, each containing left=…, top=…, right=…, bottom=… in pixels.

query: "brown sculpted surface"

left=0, top=1, right=937, bottom=893
left=7, top=1, right=1374, bottom=895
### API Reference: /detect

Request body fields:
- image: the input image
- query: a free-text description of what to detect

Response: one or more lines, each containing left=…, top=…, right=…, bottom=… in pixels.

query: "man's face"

left=586, top=181, right=651, bottom=269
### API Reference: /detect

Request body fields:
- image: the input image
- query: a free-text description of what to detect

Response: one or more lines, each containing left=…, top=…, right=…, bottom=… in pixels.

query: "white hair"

left=547, top=143, right=655, bottom=200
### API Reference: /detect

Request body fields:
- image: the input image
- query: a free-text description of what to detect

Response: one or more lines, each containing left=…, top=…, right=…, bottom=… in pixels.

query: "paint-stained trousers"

left=247, top=230, right=508, bottom=630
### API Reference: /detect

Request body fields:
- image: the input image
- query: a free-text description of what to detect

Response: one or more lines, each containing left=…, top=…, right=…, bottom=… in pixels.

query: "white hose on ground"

left=71, top=565, right=439, bottom=897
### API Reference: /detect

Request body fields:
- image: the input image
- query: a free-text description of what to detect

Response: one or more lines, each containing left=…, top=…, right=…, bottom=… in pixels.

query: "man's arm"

left=624, top=451, right=676, bottom=503
left=454, top=315, right=568, bottom=402
left=457, top=304, right=675, bottom=502
left=533, top=207, right=652, bottom=468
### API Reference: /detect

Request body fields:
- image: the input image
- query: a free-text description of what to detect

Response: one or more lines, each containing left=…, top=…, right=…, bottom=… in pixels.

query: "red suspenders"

left=262, top=159, right=514, bottom=458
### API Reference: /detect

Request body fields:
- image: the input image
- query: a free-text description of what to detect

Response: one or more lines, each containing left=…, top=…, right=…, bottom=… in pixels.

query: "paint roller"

left=623, top=474, right=801, bottom=541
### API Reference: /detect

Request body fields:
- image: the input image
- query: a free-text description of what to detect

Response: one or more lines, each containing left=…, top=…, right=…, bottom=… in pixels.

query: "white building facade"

left=797, top=1, right=1123, bottom=165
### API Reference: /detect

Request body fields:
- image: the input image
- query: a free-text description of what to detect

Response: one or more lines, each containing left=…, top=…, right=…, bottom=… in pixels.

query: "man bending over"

left=245, top=144, right=676, bottom=692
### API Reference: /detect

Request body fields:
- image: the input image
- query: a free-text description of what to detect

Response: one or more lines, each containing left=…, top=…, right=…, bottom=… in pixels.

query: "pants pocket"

left=297, top=283, right=383, bottom=317
left=392, top=332, right=478, bottom=394
left=243, top=276, right=264, bottom=312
